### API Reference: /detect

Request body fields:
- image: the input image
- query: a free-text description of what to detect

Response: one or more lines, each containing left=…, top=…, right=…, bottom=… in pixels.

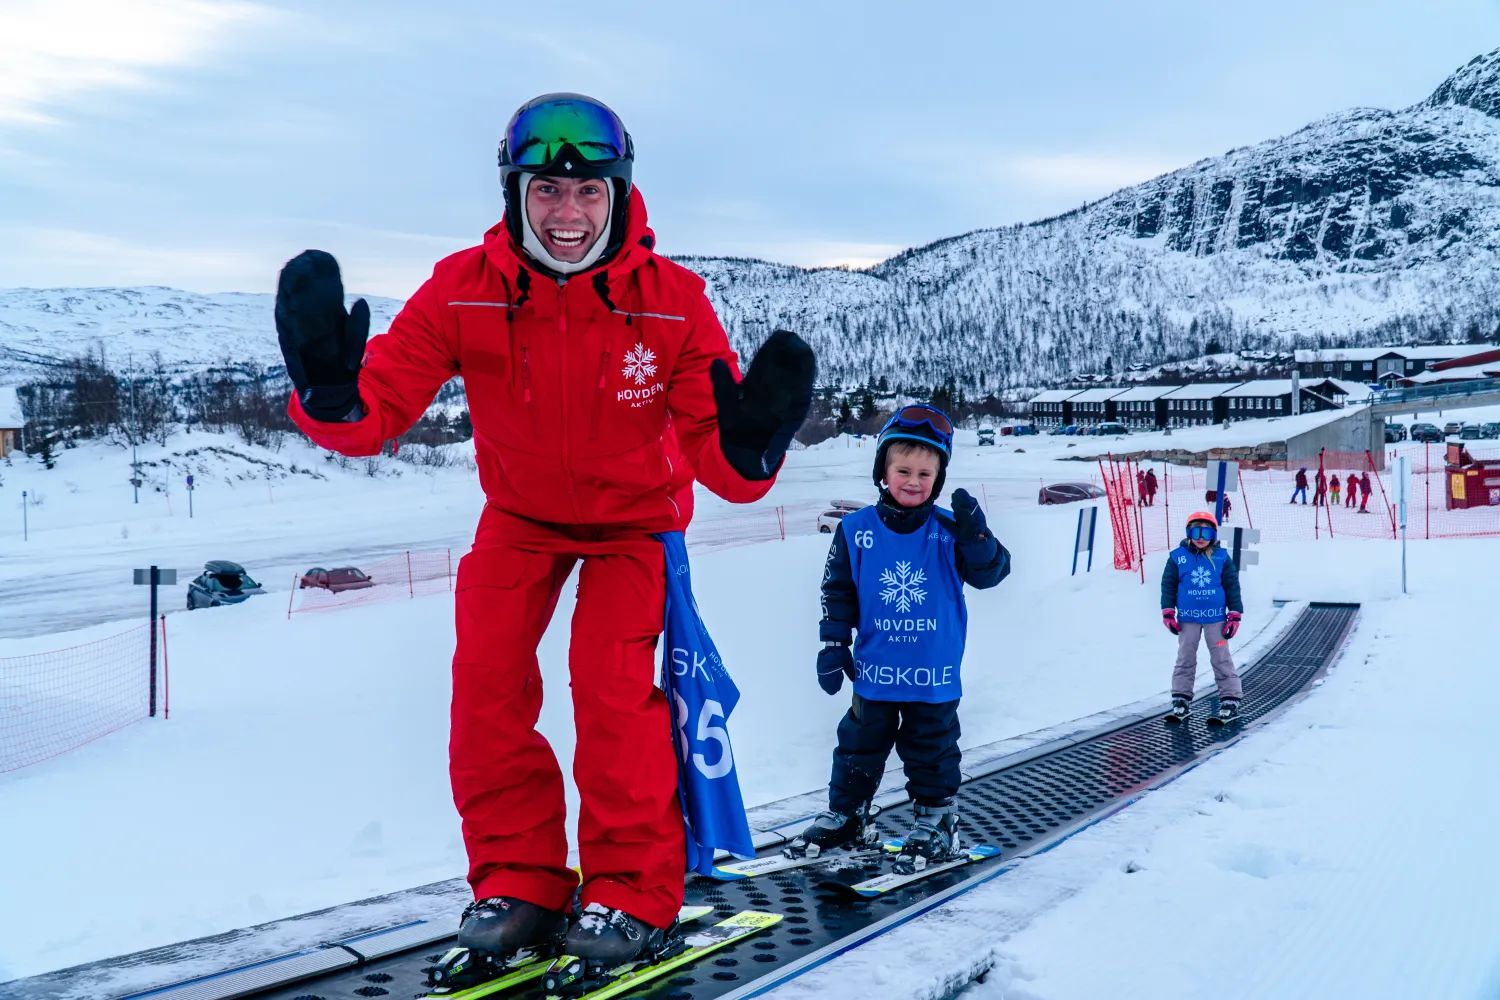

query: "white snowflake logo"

left=1191, top=565, right=1214, bottom=587
left=622, top=343, right=657, bottom=385
left=879, top=561, right=927, bottom=613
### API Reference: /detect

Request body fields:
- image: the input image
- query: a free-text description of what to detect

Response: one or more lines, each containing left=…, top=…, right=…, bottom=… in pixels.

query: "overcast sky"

left=2, top=0, right=1498, bottom=298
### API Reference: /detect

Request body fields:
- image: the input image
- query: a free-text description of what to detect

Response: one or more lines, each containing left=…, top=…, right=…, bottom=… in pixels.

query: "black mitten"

left=275, top=250, right=370, bottom=422
left=934, top=488, right=990, bottom=546
left=710, top=330, right=815, bottom=480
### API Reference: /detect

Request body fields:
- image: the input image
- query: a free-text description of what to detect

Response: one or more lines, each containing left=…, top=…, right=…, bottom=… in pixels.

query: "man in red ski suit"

left=274, top=94, right=814, bottom=967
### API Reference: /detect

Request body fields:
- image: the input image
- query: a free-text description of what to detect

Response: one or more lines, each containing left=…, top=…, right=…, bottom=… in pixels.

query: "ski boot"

left=894, top=799, right=960, bottom=873
left=1207, top=698, right=1241, bottom=727
left=785, top=801, right=881, bottom=858
left=426, top=897, right=568, bottom=994
left=542, top=904, right=682, bottom=997
left=1165, top=696, right=1190, bottom=723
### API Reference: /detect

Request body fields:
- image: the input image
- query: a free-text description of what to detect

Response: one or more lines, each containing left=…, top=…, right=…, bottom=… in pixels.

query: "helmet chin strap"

left=519, top=174, right=614, bottom=276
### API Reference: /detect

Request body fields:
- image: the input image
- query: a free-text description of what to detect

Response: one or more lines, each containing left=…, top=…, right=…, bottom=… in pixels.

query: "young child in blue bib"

left=1161, top=509, right=1244, bottom=724
left=792, top=405, right=1011, bottom=862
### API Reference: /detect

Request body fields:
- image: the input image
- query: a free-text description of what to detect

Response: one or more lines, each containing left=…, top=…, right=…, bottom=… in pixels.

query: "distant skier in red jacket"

left=274, top=95, right=815, bottom=969
left=1346, top=471, right=1360, bottom=508
left=1359, top=472, right=1373, bottom=511
left=1313, top=469, right=1327, bottom=507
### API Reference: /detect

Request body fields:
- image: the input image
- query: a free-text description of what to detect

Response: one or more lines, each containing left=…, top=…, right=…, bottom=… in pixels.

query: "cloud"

left=729, top=240, right=907, bottom=270
left=995, top=153, right=1182, bottom=199
left=0, top=0, right=270, bottom=126
left=0, top=226, right=268, bottom=288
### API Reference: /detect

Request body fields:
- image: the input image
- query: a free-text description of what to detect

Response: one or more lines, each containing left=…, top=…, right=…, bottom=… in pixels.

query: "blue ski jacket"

left=1160, top=540, right=1243, bottom=622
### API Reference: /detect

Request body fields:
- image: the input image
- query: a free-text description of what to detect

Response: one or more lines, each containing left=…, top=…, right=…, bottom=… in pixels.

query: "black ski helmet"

left=498, top=93, right=634, bottom=271
left=872, top=405, right=954, bottom=499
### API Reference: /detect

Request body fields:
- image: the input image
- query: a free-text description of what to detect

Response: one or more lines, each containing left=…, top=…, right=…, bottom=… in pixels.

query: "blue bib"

left=844, top=505, right=967, bottom=703
left=1173, top=546, right=1229, bottom=623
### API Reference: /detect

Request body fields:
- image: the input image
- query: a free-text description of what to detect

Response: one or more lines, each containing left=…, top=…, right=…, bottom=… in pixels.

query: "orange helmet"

left=1186, top=510, right=1219, bottom=527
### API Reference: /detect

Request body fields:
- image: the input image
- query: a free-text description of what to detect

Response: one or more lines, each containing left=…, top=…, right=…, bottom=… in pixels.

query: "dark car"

left=1039, top=482, right=1107, bottom=505
left=1013, top=425, right=1038, bottom=436
left=977, top=428, right=996, bottom=446
left=1384, top=423, right=1408, bottom=443
left=300, top=566, right=375, bottom=592
left=186, top=560, right=265, bottom=609
left=1460, top=423, right=1483, bottom=440
left=1094, top=421, right=1129, bottom=436
left=1483, top=422, right=1500, bottom=439
left=1411, top=422, right=1443, bottom=443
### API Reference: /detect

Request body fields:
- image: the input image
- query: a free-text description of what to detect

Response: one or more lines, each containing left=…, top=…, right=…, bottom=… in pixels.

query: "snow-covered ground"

left=2, top=414, right=1494, bottom=993
left=775, top=537, right=1500, bottom=1000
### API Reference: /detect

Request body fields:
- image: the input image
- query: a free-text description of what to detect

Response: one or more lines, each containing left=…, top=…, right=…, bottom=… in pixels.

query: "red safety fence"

left=0, top=619, right=166, bottom=774
left=686, top=502, right=829, bottom=552
left=1103, top=445, right=1500, bottom=572
left=288, top=550, right=455, bottom=616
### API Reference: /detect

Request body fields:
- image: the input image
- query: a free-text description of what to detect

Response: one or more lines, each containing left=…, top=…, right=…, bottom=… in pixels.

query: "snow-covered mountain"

left=7, top=49, right=1500, bottom=391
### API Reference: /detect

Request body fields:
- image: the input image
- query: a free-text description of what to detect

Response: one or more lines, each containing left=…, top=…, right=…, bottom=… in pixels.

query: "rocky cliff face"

left=685, top=49, right=1500, bottom=391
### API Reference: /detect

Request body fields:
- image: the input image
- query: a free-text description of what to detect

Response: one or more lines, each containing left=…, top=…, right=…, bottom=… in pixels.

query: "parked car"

left=977, top=428, right=996, bottom=446
left=300, top=566, right=375, bottom=592
left=1013, top=425, right=1038, bottom=436
left=1460, top=423, right=1483, bottom=441
left=186, top=560, right=264, bottom=609
left=1411, top=422, right=1444, bottom=443
left=1062, top=424, right=1081, bottom=436
left=1444, top=421, right=1463, bottom=436
left=817, top=499, right=865, bottom=533
left=1094, top=421, right=1129, bottom=436
left=1038, top=482, right=1107, bottom=505
left=1483, top=422, right=1500, bottom=439
left=1384, top=423, right=1408, bottom=443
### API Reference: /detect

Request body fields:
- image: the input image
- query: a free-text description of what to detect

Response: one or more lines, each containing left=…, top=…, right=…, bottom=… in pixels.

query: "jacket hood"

left=484, top=185, right=657, bottom=283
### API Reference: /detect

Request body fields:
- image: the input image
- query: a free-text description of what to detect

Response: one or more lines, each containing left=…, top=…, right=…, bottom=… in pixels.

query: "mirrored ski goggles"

left=504, top=98, right=630, bottom=167
left=885, top=405, right=954, bottom=445
left=1187, top=525, right=1217, bottom=541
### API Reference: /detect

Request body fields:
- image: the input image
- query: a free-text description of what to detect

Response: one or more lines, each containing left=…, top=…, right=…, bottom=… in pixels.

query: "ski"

left=710, top=845, right=886, bottom=881
left=819, top=844, right=1001, bottom=898
left=423, top=905, right=715, bottom=999
left=540, top=910, right=782, bottom=999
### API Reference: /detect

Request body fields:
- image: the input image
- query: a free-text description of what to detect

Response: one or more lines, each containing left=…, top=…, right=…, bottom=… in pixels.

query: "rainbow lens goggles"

left=503, top=95, right=631, bottom=168
left=1187, top=525, right=1217, bottom=541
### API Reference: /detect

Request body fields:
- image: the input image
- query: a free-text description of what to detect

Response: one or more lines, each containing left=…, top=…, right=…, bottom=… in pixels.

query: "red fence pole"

left=287, top=575, right=297, bottom=619
left=1131, top=460, right=1146, bottom=584
left=1425, top=441, right=1432, bottom=540
left=160, top=615, right=169, bottom=721
left=1368, top=450, right=1395, bottom=539
left=448, top=548, right=454, bottom=590
left=1237, top=467, right=1255, bottom=528
left=407, top=551, right=414, bottom=597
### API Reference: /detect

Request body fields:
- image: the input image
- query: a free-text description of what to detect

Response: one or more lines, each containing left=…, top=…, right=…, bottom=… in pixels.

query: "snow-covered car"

left=1038, top=482, right=1107, bottom=505
left=977, top=428, right=996, bottom=446
left=299, top=566, right=375, bottom=592
left=817, top=499, right=865, bottom=533
left=1460, top=423, right=1483, bottom=440
left=186, top=561, right=264, bottom=609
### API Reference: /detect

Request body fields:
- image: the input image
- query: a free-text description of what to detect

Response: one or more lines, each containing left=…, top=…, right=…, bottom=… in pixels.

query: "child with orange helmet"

left=1160, top=510, right=1244, bottom=725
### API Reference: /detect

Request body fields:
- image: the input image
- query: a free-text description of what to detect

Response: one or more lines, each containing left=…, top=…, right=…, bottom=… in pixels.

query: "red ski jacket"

left=289, top=190, right=774, bottom=528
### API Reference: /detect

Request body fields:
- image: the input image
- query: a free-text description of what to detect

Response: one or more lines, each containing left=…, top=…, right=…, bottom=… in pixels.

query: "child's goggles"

left=1187, top=525, right=1217, bottom=541
left=880, top=405, right=954, bottom=450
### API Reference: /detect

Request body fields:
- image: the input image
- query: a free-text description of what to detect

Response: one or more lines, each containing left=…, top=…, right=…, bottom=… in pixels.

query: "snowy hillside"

left=0, top=287, right=404, bottom=382
left=9, top=51, right=1500, bottom=391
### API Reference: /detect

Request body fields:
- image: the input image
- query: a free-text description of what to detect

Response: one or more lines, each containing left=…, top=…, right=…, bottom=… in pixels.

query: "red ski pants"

left=450, top=506, right=684, bottom=928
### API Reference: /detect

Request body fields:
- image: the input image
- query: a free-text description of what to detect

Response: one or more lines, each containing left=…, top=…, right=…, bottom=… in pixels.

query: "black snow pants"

left=828, top=694, right=961, bottom=814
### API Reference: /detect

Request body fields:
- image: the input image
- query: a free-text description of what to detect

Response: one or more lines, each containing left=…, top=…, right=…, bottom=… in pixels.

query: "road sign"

left=133, top=567, right=178, bottom=717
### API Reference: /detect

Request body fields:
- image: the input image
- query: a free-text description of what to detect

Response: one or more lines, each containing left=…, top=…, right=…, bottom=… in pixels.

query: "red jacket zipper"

left=519, top=338, right=542, bottom=437
left=588, top=340, right=612, bottom=442
left=558, top=285, right=583, bottom=520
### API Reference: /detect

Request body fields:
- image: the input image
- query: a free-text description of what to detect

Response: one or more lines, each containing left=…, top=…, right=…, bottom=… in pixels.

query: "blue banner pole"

left=1086, top=506, right=1097, bottom=572
left=1214, top=462, right=1228, bottom=524
left=1071, top=508, right=1082, bottom=576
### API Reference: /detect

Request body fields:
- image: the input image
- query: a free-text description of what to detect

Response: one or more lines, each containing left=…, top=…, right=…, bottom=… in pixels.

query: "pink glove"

left=1162, top=609, right=1181, bottom=635
left=1221, top=611, right=1242, bottom=640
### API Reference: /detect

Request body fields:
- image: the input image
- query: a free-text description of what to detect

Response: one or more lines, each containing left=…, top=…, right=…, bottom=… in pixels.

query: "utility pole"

left=129, top=358, right=140, bottom=504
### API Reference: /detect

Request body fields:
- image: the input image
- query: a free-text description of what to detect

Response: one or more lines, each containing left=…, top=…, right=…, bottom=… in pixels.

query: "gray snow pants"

left=1171, top=621, right=1242, bottom=701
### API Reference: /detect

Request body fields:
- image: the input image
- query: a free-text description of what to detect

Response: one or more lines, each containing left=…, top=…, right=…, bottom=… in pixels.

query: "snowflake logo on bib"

left=1190, top=565, right=1214, bottom=587
left=879, top=561, right=927, bottom=613
left=622, top=343, right=657, bottom=385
